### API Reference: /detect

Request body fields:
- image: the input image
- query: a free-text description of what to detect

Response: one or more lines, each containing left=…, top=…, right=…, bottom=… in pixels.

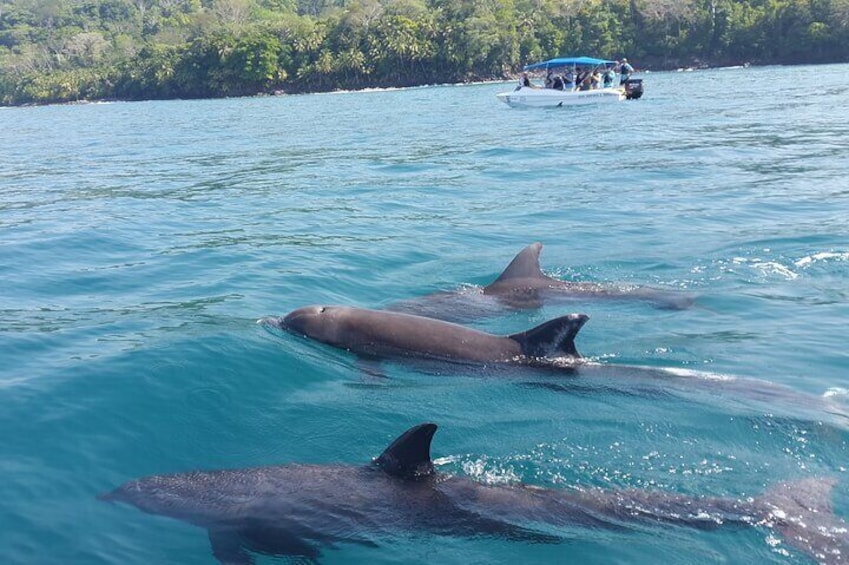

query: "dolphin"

left=261, top=306, right=849, bottom=426
left=100, top=423, right=848, bottom=564
left=388, top=243, right=694, bottom=322
left=261, top=306, right=588, bottom=366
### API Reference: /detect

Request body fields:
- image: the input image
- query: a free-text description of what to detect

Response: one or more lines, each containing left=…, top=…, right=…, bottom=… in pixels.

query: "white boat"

left=496, top=56, right=643, bottom=108
left=497, top=86, right=624, bottom=107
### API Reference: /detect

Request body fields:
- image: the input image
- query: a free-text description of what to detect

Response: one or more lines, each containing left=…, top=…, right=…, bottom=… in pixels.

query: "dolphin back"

left=760, top=477, right=849, bottom=563
left=509, top=313, right=588, bottom=359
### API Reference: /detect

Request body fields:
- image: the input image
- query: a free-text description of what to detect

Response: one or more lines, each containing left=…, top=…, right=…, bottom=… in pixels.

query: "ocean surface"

left=2, top=63, right=848, bottom=564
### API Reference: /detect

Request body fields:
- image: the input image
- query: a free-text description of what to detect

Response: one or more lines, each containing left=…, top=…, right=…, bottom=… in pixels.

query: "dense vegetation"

left=2, top=0, right=848, bottom=105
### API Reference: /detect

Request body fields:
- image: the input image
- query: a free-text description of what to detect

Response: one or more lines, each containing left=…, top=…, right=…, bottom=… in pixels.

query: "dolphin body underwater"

left=387, top=242, right=695, bottom=322
left=101, top=423, right=848, bottom=564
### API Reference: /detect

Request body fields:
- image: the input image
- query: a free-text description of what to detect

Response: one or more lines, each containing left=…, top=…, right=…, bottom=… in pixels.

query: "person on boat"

left=603, top=65, right=616, bottom=88
left=591, top=71, right=601, bottom=89
left=575, top=69, right=588, bottom=89
left=619, top=58, right=634, bottom=84
left=577, top=70, right=593, bottom=91
left=563, top=69, right=575, bottom=90
left=516, top=72, right=540, bottom=90
left=552, top=74, right=565, bottom=90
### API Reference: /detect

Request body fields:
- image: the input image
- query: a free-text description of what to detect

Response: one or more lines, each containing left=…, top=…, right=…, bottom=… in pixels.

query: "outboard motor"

left=623, top=78, right=644, bottom=100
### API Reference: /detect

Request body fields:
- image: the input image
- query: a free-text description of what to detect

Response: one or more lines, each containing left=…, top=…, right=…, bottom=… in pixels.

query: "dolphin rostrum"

left=388, top=242, right=694, bottom=322
left=261, top=306, right=588, bottom=365
left=100, top=423, right=848, bottom=564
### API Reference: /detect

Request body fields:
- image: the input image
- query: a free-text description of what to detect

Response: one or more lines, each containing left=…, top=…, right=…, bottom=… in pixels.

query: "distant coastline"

left=3, top=58, right=843, bottom=109
left=2, top=0, right=848, bottom=107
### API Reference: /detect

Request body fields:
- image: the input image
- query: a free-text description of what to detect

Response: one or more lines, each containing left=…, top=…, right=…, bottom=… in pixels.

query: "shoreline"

left=2, top=59, right=846, bottom=109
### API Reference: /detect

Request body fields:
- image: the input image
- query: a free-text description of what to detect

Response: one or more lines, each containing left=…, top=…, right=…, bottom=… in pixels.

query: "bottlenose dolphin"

left=388, top=242, right=695, bottom=322
left=261, top=306, right=849, bottom=425
left=261, top=306, right=588, bottom=366
left=100, top=423, right=848, bottom=564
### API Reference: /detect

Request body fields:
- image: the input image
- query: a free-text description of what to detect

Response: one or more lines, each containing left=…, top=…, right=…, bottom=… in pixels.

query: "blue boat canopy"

left=524, top=56, right=616, bottom=70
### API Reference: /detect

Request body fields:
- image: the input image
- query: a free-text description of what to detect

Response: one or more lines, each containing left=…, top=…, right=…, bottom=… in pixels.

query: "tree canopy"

left=2, top=0, right=848, bottom=105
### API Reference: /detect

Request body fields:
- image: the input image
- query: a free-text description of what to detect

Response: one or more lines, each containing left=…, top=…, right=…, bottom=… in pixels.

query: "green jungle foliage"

left=1, top=0, right=848, bottom=104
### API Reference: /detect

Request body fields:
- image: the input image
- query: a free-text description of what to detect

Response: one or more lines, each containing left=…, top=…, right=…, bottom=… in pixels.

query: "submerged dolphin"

left=261, top=306, right=588, bottom=366
left=389, top=242, right=694, bottom=322
left=100, top=423, right=848, bottom=564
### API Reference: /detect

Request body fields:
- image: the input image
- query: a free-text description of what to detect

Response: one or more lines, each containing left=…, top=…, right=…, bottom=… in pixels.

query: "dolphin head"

left=99, top=472, right=230, bottom=524
left=263, top=305, right=351, bottom=347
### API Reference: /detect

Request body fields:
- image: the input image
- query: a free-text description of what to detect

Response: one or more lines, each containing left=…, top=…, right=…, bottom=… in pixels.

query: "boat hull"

left=496, top=86, right=624, bottom=107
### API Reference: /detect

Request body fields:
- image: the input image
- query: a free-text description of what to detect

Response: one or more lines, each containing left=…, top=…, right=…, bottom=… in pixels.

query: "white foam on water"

left=823, top=387, right=849, bottom=398
left=795, top=251, right=849, bottom=268
left=649, top=366, right=737, bottom=382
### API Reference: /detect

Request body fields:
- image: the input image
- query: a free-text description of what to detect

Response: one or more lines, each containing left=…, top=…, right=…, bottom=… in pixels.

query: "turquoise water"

left=2, top=63, right=848, bottom=564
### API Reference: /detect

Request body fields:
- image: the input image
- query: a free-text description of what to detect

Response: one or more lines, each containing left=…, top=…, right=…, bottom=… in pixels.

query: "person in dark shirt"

left=603, top=65, right=616, bottom=88
left=619, top=58, right=634, bottom=84
left=552, top=74, right=564, bottom=90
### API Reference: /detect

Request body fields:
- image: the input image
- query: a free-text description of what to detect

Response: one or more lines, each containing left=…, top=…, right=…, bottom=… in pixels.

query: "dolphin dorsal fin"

left=490, top=243, right=545, bottom=284
left=510, top=313, right=589, bottom=358
left=375, top=423, right=437, bottom=479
